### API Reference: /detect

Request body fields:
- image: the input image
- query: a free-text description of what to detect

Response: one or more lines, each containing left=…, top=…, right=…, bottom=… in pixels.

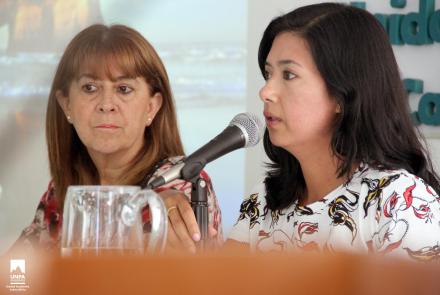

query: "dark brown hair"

left=259, top=3, right=440, bottom=210
left=46, top=24, right=184, bottom=207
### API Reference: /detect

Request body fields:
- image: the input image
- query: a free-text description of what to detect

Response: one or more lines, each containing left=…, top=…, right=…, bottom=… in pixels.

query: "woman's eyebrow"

left=265, top=59, right=302, bottom=68
left=77, top=74, right=136, bottom=82
left=112, top=75, right=137, bottom=82
left=77, top=73, right=98, bottom=80
left=278, top=59, right=302, bottom=67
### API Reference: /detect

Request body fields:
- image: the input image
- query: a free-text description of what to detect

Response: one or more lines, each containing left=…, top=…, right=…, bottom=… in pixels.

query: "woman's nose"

left=97, top=89, right=117, bottom=113
left=259, top=80, right=277, bottom=103
left=98, top=103, right=116, bottom=112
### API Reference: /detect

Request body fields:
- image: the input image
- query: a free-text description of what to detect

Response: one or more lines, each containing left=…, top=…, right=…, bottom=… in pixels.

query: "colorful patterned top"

left=14, top=156, right=223, bottom=252
left=229, top=164, right=440, bottom=261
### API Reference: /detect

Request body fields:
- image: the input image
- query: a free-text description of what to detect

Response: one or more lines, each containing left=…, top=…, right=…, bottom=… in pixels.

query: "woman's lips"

left=96, top=124, right=119, bottom=129
left=263, top=111, right=282, bottom=127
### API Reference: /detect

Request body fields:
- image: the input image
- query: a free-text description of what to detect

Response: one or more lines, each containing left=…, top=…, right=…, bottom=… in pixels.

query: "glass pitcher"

left=61, top=186, right=167, bottom=256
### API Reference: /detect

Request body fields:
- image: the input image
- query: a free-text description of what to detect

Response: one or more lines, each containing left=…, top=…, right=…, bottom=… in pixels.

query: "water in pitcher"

left=61, top=247, right=144, bottom=257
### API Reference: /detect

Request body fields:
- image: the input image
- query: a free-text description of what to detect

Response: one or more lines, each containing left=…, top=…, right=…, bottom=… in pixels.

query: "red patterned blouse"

left=13, top=156, right=223, bottom=252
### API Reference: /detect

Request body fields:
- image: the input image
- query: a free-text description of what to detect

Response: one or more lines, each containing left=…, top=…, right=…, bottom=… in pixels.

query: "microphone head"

left=229, top=112, right=264, bottom=147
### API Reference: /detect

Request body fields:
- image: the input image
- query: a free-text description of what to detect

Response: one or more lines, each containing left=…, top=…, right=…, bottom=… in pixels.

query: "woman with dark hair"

left=13, top=24, right=222, bottom=253
left=227, top=3, right=440, bottom=260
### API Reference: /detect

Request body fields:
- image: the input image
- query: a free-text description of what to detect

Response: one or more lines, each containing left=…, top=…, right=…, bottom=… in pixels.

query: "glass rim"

left=66, top=185, right=141, bottom=192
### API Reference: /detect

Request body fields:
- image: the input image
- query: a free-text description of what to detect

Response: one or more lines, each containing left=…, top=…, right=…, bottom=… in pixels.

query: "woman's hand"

left=159, top=190, right=217, bottom=253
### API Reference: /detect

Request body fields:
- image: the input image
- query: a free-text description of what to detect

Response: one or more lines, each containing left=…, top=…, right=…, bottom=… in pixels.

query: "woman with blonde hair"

left=14, top=24, right=222, bottom=253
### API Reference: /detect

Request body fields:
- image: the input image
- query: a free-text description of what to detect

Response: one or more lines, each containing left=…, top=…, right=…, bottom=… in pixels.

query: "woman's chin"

left=87, top=144, right=127, bottom=157
left=268, top=134, right=287, bottom=149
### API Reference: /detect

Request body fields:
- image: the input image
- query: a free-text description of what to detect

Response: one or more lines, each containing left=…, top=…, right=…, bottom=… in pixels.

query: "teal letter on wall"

left=429, top=10, right=440, bottom=42
left=418, top=93, right=440, bottom=125
left=404, top=79, right=424, bottom=125
left=401, top=0, right=434, bottom=45
left=389, top=14, right=404, bottom=44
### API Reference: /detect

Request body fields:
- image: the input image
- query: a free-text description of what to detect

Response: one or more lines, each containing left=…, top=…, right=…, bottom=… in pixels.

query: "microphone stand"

left=189, top=176, right=209, bottom=251
left=180, top=160, right=210, bottom=251
left=148, top=160, right=209, bottom=251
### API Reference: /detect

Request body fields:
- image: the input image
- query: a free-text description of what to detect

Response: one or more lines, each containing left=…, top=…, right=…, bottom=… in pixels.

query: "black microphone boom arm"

left=181, top=125, right=245, bottom=181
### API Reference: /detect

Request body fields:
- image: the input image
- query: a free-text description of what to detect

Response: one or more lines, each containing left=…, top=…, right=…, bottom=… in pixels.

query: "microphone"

left=147, top=112, right=264, bottom=189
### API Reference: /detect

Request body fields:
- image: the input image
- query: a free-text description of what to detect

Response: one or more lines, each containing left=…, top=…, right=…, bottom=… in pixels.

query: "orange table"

left=1, top=251, right=439, bottom=295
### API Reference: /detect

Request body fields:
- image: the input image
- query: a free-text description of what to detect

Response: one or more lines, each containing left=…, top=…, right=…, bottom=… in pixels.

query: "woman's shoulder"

left=38, top=181, right=61, bottom=224
left=39, top=181, right=58, bottom=208
left=353, top=163, right=407, bottom=180
left=350, top=164, right=439, bottom=211
left=357, top=165, right=437, bottom=195
left=12, top=181, right=61, bottom=252
left=356, top=166, right=440, bottom=259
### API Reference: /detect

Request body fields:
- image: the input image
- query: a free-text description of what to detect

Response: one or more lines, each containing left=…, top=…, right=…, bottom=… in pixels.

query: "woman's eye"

left=82, top=84, right=97, bottom=93
left=264, top=70, right=272, bottom=80
left=283, top=71, right=296, bottom=80
left=118, top=85, right=133, bottom=94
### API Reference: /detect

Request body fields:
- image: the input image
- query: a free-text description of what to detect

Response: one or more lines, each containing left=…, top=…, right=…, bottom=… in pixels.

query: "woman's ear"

left=56, top=90, right=72, bottom=121
left=147, top=92, right=163, bottom=121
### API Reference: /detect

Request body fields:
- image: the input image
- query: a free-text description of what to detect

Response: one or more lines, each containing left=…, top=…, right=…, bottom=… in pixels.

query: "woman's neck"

left=300, top=157, right=345, bottom=206
left=290, top=145, right=347, bottom=206
left=88, top=150, right=137, bottom=185
left=98, top=165, right=127, bottom=185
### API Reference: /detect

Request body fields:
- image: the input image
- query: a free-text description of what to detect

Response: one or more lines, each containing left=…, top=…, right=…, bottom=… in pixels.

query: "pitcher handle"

left=123, top=189, right=168, bottom=253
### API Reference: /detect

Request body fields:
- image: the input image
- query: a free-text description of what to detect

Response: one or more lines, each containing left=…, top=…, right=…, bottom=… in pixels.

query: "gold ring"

left=167, top=206, right=177, bottom=215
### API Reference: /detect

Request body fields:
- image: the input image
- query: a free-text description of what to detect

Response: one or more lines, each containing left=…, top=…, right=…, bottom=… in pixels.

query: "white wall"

left=245, top=0, right=440, bottom=194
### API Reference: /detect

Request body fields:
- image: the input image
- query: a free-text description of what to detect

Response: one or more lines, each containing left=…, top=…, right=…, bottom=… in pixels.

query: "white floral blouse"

left=229, top=164, right=440, bottom=261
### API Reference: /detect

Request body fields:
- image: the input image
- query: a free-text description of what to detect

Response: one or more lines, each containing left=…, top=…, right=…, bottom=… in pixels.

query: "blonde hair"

left=46, top=24, right=184, bottom=207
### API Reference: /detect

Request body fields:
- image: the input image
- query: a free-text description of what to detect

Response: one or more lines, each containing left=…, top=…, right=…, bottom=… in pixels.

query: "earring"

left=335, top=104, right=341, bottom=114
left=67, top=115, right=72, bottom=123
left=147, top=117, right=152, bottom=125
